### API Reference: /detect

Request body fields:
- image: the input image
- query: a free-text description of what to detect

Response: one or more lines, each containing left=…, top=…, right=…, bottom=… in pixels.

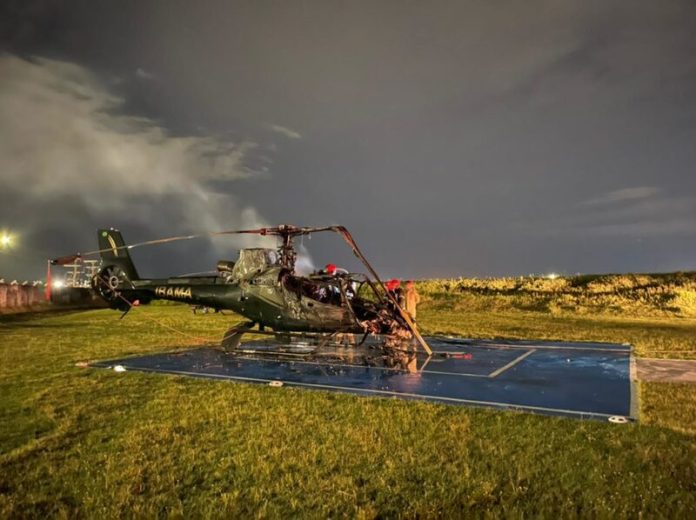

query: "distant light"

left=0, top=233, right=13, bottom=248
left=52, top=280, right=65, bottom=289
left=547, top=272, right=559, bottom=280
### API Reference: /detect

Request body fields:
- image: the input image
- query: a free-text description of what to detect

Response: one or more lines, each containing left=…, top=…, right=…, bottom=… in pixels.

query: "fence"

left=0, top=283, right=47, bottom=310
left=0, top=282, right=107, bottom=312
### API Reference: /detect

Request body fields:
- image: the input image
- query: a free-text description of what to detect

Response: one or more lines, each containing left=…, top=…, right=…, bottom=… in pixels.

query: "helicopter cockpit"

left=217, top=248, right=280, bottom=281
left=283, top=273, right=345, bottom=306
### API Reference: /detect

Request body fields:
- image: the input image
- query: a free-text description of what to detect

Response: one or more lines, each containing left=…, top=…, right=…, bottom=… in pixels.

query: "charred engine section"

left=216, top=260, right=235, bottom=273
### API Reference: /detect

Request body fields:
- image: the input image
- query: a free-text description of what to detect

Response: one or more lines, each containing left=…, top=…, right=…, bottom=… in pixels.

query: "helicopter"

left=51, top=225, right=432, bottom=357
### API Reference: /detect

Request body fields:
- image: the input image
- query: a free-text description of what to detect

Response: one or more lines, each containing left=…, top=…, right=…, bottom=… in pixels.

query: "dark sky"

left=1, top=0, right=695, bottom=280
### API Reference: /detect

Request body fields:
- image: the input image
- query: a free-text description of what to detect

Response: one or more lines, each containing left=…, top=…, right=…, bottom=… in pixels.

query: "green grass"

left=1, top=304, right=695, bottom=517
left=413, top=272, right=696, bottom=359
left=417, top=272, right=696, bottom=318
left=418, top=305, right=696, bottom=359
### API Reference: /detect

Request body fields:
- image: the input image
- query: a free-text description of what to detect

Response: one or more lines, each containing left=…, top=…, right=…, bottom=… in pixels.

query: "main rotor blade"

left=53, top=225, right=346, bottom=261
left=332, top=226, right=432, bottom=355
left=53, top=227, right=270, bottom=260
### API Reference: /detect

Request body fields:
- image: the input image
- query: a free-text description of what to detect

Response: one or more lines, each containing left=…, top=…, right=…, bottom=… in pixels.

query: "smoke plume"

left=0, top=53, right=268, bottom=278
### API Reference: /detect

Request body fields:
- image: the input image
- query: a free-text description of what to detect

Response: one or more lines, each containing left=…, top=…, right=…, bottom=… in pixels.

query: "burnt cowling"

left=216, top=260, right=236, bottom=273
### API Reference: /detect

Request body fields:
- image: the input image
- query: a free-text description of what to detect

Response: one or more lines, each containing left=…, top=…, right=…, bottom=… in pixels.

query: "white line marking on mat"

left=488, top=349, right=537, bottom=378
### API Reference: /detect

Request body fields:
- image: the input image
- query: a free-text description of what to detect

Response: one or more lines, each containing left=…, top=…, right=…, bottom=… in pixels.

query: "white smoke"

left=0, top=53, right=272, bottom=275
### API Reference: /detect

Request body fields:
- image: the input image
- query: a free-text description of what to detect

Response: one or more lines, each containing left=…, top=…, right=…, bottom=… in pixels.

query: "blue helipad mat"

left=91, top=336, right=636, bottom=421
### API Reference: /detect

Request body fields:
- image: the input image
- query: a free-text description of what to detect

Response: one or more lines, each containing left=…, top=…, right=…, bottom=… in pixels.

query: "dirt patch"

left=636, top=359, right=696, bottom=383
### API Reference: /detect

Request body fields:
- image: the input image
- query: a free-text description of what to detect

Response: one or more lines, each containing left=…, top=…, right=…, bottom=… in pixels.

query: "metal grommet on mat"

left=608, top=415, right=629, bottom=424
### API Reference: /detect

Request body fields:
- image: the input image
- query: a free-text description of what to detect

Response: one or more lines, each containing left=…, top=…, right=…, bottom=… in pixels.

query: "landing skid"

left=220, top=322, right=423, bottom=372
left=221, top=321, right=257, bottom=350
left=222, top=321, right=366, bottom=352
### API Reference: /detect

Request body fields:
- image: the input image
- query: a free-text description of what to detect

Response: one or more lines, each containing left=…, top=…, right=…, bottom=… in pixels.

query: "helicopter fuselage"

left=115, top=270, right=365, bottom=333
left=85, top=227, right=427, bottom=351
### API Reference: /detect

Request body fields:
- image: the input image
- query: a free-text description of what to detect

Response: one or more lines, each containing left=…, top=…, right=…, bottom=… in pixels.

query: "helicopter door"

left=282, top=275, right=344, bottom=318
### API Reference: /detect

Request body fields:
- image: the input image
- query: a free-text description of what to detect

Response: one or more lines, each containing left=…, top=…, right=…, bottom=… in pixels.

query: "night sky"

left=1, top=1, right=695, bottom=280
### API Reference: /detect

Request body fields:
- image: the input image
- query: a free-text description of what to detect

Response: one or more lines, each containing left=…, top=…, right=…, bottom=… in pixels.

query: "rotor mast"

left=273, top=225, right=299, bottom=270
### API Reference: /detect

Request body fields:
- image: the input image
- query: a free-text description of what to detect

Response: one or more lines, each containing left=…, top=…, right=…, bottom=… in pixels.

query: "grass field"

left=1, top=293, right=695, bottom=517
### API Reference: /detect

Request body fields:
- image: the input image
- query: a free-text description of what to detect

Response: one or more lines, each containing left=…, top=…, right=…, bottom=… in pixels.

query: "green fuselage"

left=93, top=233, right=380, bottom=335
left=129, top=272, right=360, bottom=333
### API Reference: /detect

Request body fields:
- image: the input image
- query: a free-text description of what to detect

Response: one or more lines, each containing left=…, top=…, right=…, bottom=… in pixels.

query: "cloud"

left=581, top=186, right=661, bottom=206
left=135, top=67, right=155, bottom=80
left=521, top=184, right=696, bottom=240
left=267, top=123, right=302, bottom=140
left=0, top=53, right=269, bottom=276
left=581, top=218, right=695, bottom=237
left=0, top=54, right=259, bottom=197
left=578, top=193, right=696, bottom=237
left=549, top=188, right=696, bottom=238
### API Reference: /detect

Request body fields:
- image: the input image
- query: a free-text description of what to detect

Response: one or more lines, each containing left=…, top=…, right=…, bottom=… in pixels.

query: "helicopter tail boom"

left=97, top=229, right=139, bottom=281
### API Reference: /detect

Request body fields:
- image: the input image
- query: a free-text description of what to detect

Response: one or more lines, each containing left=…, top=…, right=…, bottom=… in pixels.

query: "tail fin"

left=97, top=228, right=139, bottom=280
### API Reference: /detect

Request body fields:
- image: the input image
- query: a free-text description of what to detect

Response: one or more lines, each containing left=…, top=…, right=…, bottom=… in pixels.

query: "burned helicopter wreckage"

left=52, top=225, right=431, bottom=367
